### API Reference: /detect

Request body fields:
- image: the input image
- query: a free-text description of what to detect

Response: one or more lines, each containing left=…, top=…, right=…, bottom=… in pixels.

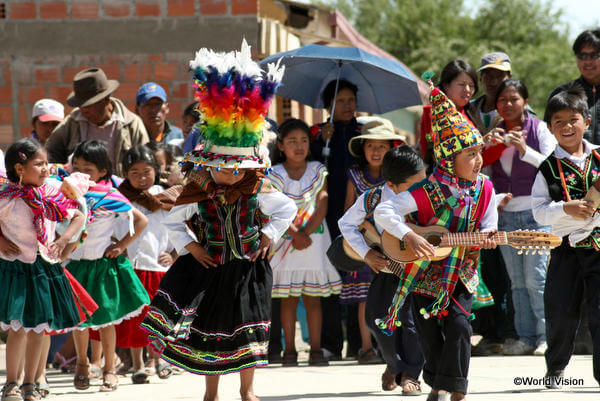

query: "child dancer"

left=484, top=79, right=556, bottom=356
left=66, top=140, right=150, bottom=392
left=341, top=117, right=399, bottom=364
left=532, top=85, right=600, bottom=388
left=268, top=118, right=342, bottom=367
left=115, top=145, right=179, bottom=383
left=340, top=142, right=426, bottom=395
left=141, top=41, right=296, bottom=401
left=375, top=79, right=497, bottom=401
left=0, top=138, right=85, bottom=401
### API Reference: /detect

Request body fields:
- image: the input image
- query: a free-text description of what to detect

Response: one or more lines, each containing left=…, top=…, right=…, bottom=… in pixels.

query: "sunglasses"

left=577, top=52, right=600, bottom=61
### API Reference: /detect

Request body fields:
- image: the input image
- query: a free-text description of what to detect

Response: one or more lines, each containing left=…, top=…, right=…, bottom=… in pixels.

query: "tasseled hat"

left=423, top=72, right=482, bottom=161
left=181, top=39, right=285, bottom=173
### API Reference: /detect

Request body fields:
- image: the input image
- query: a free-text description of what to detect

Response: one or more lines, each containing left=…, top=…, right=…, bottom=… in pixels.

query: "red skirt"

left=47, top=268, right=99, bottom=335
left=111, top=270, right=165, bottom=348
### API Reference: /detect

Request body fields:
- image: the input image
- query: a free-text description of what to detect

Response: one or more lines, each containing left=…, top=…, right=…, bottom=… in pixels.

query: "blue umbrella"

left=258, top=44, right=421, bottom=115
left=259, top=44, right=421, bottom=158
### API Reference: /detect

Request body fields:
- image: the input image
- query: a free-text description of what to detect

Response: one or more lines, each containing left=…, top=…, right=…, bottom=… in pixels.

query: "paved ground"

left=1, top=345, right=598, bottom=400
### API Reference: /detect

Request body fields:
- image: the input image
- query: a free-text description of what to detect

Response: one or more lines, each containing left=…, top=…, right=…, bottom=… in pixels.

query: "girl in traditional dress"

left=141, top=41, right=296, bottom=401
left=268, top=118, right=342, bottom=367
left=66, top=140, right=150, bottom=392
left=341, top=119, right=399, bottom=364
left=0, top=138, right=85, bottom=401
left=114, top=145, right=180, bottom=383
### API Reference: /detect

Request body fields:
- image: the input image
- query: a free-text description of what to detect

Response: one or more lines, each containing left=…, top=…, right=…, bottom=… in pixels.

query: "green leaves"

left=319, top=0, right=578, bottom=112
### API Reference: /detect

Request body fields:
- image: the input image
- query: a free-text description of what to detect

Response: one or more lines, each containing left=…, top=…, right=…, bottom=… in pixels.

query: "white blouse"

left=165, top=191, right=297, bottom=255
left=0, top=197, right=74, bottom=264
left=68, top=212, right=130, bottom=261
left=116, top=185, right=173, bottom=272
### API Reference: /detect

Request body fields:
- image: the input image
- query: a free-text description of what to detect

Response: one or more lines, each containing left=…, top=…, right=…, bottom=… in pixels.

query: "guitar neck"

left=440, top=231, right=508, bottom=247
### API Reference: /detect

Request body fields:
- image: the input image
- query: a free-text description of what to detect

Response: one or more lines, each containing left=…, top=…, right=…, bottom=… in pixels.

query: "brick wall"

left=0, top=0, right=260, bottom=149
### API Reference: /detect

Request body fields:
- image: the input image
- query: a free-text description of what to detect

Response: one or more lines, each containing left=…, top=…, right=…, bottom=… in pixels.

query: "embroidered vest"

left=491, top=115, right=542, bottom=197
left=195, top=193, right=263, bottom=264
left=407, top=175, right=493, bottom=296
left=538, top=152, right=600, bottom=248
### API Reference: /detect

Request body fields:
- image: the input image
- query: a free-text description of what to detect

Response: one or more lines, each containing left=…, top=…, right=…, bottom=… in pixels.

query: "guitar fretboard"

left=440, top=232, right=509, bottom=247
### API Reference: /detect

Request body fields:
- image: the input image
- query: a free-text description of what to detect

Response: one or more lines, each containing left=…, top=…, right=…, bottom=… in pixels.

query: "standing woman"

left=419, top=60, right=479, bottom=170
left=310, top=79, right=362, bottom=360
left=485, top=79, right=556, bottom=356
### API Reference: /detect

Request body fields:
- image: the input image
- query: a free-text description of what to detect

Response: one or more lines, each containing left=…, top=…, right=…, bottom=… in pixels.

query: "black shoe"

left=308, top=349, right=329, bottom=366
left=544, top=370, right=564, bottom=389
left=268, top=352, right=283, bottom=364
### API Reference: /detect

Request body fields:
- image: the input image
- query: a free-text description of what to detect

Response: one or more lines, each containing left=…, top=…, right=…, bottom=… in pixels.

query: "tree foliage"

left=317, top=0, right=579, bottom=112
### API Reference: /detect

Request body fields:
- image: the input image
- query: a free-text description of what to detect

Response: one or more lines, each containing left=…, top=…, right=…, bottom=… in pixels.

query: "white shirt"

left=338, top=184, right=395, bottom=259
left=116, top=185, right=173, bottom=272
left=375, top=181, right=498, bottom=240
left=0, top=197, right=76, bottom=263
left=497, top=121, right=556, bottom=212
left=531, top=139, right=600, bottom=243
left=68, top=212, right=130, bottom=261
left=0, top=149, right=5, bottom=176
left=165, top=191, right=297, bottom=255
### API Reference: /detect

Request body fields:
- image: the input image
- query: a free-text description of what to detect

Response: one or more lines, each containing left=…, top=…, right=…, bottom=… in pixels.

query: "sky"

left=551, top=0, right=600, bottom=39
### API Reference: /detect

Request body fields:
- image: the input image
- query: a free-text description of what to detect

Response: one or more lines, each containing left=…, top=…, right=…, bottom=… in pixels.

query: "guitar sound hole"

left=426, top=234, right=442, bottom=247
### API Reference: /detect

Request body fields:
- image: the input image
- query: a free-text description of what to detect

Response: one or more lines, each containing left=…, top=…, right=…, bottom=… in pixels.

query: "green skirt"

left=0, top=256, right=81, bottom=333
left=66, top=255, right=150, bottom=328
left=472, top=261, right=494, bottom=310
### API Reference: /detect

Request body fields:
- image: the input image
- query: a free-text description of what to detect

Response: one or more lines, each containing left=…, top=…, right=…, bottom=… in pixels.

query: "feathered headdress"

left=181, top=39, right=285, bottom=173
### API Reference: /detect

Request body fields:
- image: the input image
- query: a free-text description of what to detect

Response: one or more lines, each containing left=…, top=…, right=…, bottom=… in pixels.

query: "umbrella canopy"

left=259, top=44, right=422, bottom=114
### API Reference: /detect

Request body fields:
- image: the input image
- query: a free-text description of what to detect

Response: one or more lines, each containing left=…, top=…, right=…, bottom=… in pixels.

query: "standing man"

left=135, top=82, right=183, bottom=146
left=470, top=52, right=512, bottom=134
left=550, top=29, right=600, bottom=144
left=46, top=67, right=149, bottom=176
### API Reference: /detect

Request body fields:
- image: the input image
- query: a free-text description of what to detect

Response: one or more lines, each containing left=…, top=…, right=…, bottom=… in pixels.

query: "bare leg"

left=240, top=368, right=258, bottom=401
left=204, top=375, right=220, bottom=401
left=280, top=297, right=299, bottom=354
left=302, top=295, right=322, bottom=351
left=451, top=392, right=466, bottom=401
left=90, top=338, right=103, bottom=372
left=23, top=331, right=44, bottom=384
left=34, top=335, right=51, bottom=384
left=5, top=329, right=27, bottom=384
left=72, top=329, right=90, bottom=366
left=98, top=326, right=116, bottom=373
left=131, top=347, right=144, bottom=372
left=358, top=302, right=373, bottom=352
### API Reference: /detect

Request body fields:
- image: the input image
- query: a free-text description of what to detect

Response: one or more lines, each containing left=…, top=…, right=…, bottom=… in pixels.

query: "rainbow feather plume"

left=189, top=39, right=285, bottom=148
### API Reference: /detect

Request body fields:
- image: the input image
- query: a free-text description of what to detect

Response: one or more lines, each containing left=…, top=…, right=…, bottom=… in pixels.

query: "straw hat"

left=348, top=116, right=405, bottom=157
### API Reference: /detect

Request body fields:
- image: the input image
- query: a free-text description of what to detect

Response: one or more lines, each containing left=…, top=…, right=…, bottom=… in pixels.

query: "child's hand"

left=291, top=231, right=312, bottom=250
left=564, top=199, right=596, bottom=219
left=505, top=129, right=527, bottom=156
left=364, top=249, right=390, bottom=274
left=498, top=193, right=513, bottom=212
left=104, top=243, right=125, bottom=259
left=186, top=242, right=216, bottom=269
left=480, top=230, right=498, bottom=249
left=0, top=236, right=21, bottom=256
left=48, top=237, right=68, bottom=259
left=483, top=128, right=505, bottom=146
left=250, top=234, right=271, bottom=262
left=403, top=231, right=435, bottom=261
left=158, top=252, right=174, bottom=267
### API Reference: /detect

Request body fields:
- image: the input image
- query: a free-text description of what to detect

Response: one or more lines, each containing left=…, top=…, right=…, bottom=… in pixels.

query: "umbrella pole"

left=323, top=61, right=342, bottom=164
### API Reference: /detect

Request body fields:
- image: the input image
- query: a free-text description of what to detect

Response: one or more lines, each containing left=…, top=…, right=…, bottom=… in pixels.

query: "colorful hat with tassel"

left=422, top=71, right=482, bottom=161
left=181, top=39, right=285, bottom=173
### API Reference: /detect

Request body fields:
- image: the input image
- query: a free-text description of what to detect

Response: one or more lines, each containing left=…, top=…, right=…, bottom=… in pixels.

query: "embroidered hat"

left=424, top=73, right=482, bottom=161
left=181, top=39, right=284, bottom=173
left=347, top=116, right=405, bottom=157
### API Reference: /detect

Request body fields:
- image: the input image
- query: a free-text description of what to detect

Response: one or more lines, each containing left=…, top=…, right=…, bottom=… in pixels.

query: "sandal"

left=52, top=352, right=77, bottom=373
left=400, top=375, right=422, bottom=396
left=1, top=382, right=21, bottom=401
left=156, top=362, right=173, bottom=380
left=35, top=379, right=50, bottom=398
left=281, top=350, right=298, bottom=367
left=99, top=371, right=118, bottom=392
left=381, top=367, right=398, bottom=391
left=308, top=349, right=329, bottom=366
left=73, top=363, right=90, bottom=390
left=131, top=370, right=149, bottom=384
left=20, top=383, right=41, bottom=401
left=89, top=364, right=102, bottom=379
